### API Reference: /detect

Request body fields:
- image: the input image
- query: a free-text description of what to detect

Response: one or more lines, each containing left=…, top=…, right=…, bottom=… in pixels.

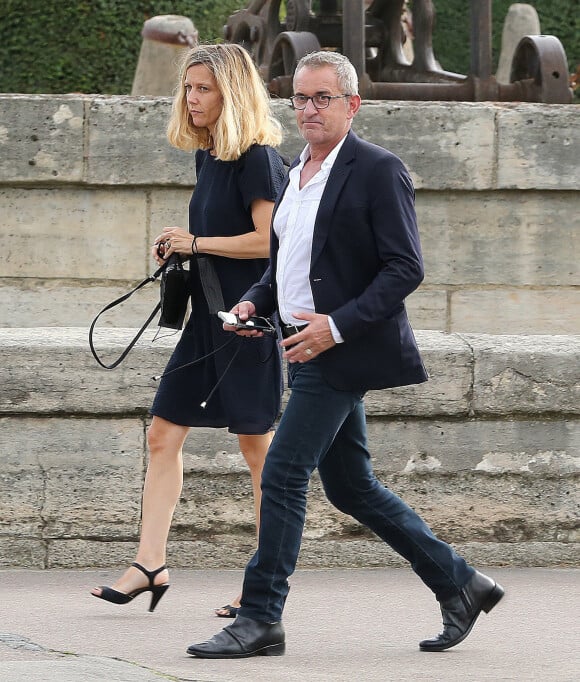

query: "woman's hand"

left=152, top=227, right=195, bottom=264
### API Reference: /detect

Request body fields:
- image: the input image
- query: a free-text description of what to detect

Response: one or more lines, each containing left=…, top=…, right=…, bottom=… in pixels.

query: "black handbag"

left=89, top=254, right=189, bottom=369
left=158, top=254, right=190, bottom=329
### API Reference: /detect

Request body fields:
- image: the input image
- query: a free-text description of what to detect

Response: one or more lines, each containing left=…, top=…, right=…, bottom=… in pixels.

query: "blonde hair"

left=167, top=43, right=282, bottom=161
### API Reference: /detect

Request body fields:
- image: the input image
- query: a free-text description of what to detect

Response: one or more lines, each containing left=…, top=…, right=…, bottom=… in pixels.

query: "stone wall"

left=0, top=95, right=578, bottom=570
left=0, top=95, right=578, bottom=333
left=0, top=328, right=578, bottom=569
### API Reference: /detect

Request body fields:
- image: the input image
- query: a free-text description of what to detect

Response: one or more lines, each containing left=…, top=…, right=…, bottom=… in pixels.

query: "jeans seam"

left=263, top=453, right=294, bottom=619
left=262, top=365, right=323, bottom=619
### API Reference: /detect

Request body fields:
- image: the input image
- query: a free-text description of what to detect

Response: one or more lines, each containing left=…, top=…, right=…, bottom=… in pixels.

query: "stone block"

left=37, top=536, right=580, bottom=571
left=1, top=412, right=577, bottom=569
left=0, top=418, right=146, bottom=539
left=176, top=434, right=264, bottom=540
left=450, top=288, right=580, bottom=334
left=165, top=538, right=257, bottom=569
left=466, top=334, right=580, bottom=415
left=131, top=15, right=198, bottom=97
left=0, top=538, right=46, bottom=568
left=178, top=420, right=578, bottom=549
left=274, top=100, right=497, bottom=190
left=406, top=289, right=448, bottom=331
left=496, top=4, right=541, bottom=84
left=353, top=102, right=496, bottom=190
left=416, top=191, right=580, bottom=286
left=0, top=187, right=149, bottom=279
left=365, top=331, right=472, bottom=417
left=170, top=466, right=579, bottom=567
left=0, top=280, right=161, bottom=328
left=175, top=476, right=257, bottom=539
left=182, top=429, right=246, bottom=466
left=274, top=101, right=580, bottom=194
left=42, top=427, right=144, bottom=539
left=300, top=538, right=580, bottom=568
left=176, top=414, right=579, bottom=476
left=1, top=96, right=578, bottom=194
left=350, top=102, right=580, bottom=192
left=46, top=538, right=253, bottom=569
left=0, top=94, right=85, bottom=183
left=40, top=471, right=579, bottom=569
left=450, top=541, right=579, bottom=568
left=366, top=418, right=580, bottom=473
left=1, top=96, right=578, bottom=335
left=148, top=189, right=192, bottom=247
left=0, top=420, right=45, bottom=537
left=302, top=469, right=578, bottom=547
left=497, top=105, right=580, bottom=190
left=273, top=101, right=307, bottom=162
left=0, top=328, right=470, bottom=417
left=388, top=473, right=579, bottom=544
left=86, top=97, right=197, bottom=185
left=47, top=540, right=138, bottom=569
left=0, top=328, right=176, bottom=414
left=3, top=329, right=580, bottom=420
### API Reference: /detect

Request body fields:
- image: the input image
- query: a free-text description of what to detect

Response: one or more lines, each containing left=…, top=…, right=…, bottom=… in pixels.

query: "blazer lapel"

left=310, top=132, right=357, bottom=266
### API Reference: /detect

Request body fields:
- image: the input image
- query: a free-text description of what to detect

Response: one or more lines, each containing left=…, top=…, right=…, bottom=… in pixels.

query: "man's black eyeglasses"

left=289, top=94, right=351, bottom=110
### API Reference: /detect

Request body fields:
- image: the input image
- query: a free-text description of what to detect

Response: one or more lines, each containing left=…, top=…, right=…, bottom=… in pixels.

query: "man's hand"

left=223, top=301, right=264, bottom=337
left=281, top=311, right=336, bottom=363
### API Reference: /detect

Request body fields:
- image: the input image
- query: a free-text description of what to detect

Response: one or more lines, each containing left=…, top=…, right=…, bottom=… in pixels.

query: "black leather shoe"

left=187, top=615, right=285, bottom=659
left=419, top=570, right=504, bottom=652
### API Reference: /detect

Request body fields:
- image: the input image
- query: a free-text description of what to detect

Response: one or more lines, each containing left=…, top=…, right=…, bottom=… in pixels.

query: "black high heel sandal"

left=92, top=562, right=169, bottom=612
left=215, top=604, right=239, bottom=618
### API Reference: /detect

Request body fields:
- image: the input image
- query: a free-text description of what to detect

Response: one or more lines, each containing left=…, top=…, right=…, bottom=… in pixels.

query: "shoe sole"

left=187, top=642, right=285, bottom=658
left=420, top=582, right=505, bottom=652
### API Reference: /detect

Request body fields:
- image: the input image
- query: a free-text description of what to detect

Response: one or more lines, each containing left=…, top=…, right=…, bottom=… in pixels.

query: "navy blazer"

left=244, top=130, right=428, bottom=392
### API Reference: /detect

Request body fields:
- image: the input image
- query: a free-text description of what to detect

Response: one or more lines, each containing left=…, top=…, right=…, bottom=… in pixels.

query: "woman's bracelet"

left=191, top=235, right=198, bottom=254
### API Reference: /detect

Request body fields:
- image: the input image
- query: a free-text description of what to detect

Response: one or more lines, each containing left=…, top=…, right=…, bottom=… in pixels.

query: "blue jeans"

left=239, top=360, right=474, bottom=623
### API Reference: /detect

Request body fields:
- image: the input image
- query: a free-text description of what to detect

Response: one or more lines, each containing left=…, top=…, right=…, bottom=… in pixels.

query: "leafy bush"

left=0, top=0, right=246, bottom=94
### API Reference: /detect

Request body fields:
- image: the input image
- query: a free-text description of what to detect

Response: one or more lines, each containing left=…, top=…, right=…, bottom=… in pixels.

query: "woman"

left=91, top=44, right=285, bottom=617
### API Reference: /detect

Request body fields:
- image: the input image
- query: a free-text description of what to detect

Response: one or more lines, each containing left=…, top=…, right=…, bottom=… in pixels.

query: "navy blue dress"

left=151, top=145, right=286, bottom=434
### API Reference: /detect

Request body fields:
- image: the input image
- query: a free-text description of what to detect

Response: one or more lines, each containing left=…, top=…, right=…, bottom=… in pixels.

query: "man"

left=187, top=51, right=504, bottom=659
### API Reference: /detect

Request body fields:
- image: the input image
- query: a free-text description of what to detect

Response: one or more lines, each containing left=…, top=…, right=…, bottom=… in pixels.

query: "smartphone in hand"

left=217, top=311, right=276, bottom=335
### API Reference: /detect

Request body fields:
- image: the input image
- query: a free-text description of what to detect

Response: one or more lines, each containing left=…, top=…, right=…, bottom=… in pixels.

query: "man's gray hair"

left=294, top=51, right=359, bottom=95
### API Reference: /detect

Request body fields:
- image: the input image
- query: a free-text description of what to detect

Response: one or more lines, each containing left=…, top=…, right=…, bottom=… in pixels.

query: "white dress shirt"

left=273, top=136, right=348, bottom=343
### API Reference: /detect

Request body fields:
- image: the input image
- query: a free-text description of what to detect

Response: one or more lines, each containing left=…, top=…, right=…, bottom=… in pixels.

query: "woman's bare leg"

left=215, top=431, right=273, bottom=613
left=238, top=431, right=274, bottom=534
left=92, top=416, right=189, bottom=595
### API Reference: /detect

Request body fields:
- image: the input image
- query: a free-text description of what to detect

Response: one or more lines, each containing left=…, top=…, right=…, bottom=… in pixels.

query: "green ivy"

left=0, top=0, right=577, bottom=97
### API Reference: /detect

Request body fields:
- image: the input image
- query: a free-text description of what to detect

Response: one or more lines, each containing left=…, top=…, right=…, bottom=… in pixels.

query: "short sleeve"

left=237, top=145, right=286, bottom=211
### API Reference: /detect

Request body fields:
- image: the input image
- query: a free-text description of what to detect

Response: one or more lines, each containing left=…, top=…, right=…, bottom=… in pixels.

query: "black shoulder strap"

left=88, top=263, right=166, bottom=369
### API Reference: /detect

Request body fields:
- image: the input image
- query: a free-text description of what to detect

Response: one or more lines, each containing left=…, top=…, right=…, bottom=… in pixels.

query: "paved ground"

left=0, top=567, right=578, bottom=681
